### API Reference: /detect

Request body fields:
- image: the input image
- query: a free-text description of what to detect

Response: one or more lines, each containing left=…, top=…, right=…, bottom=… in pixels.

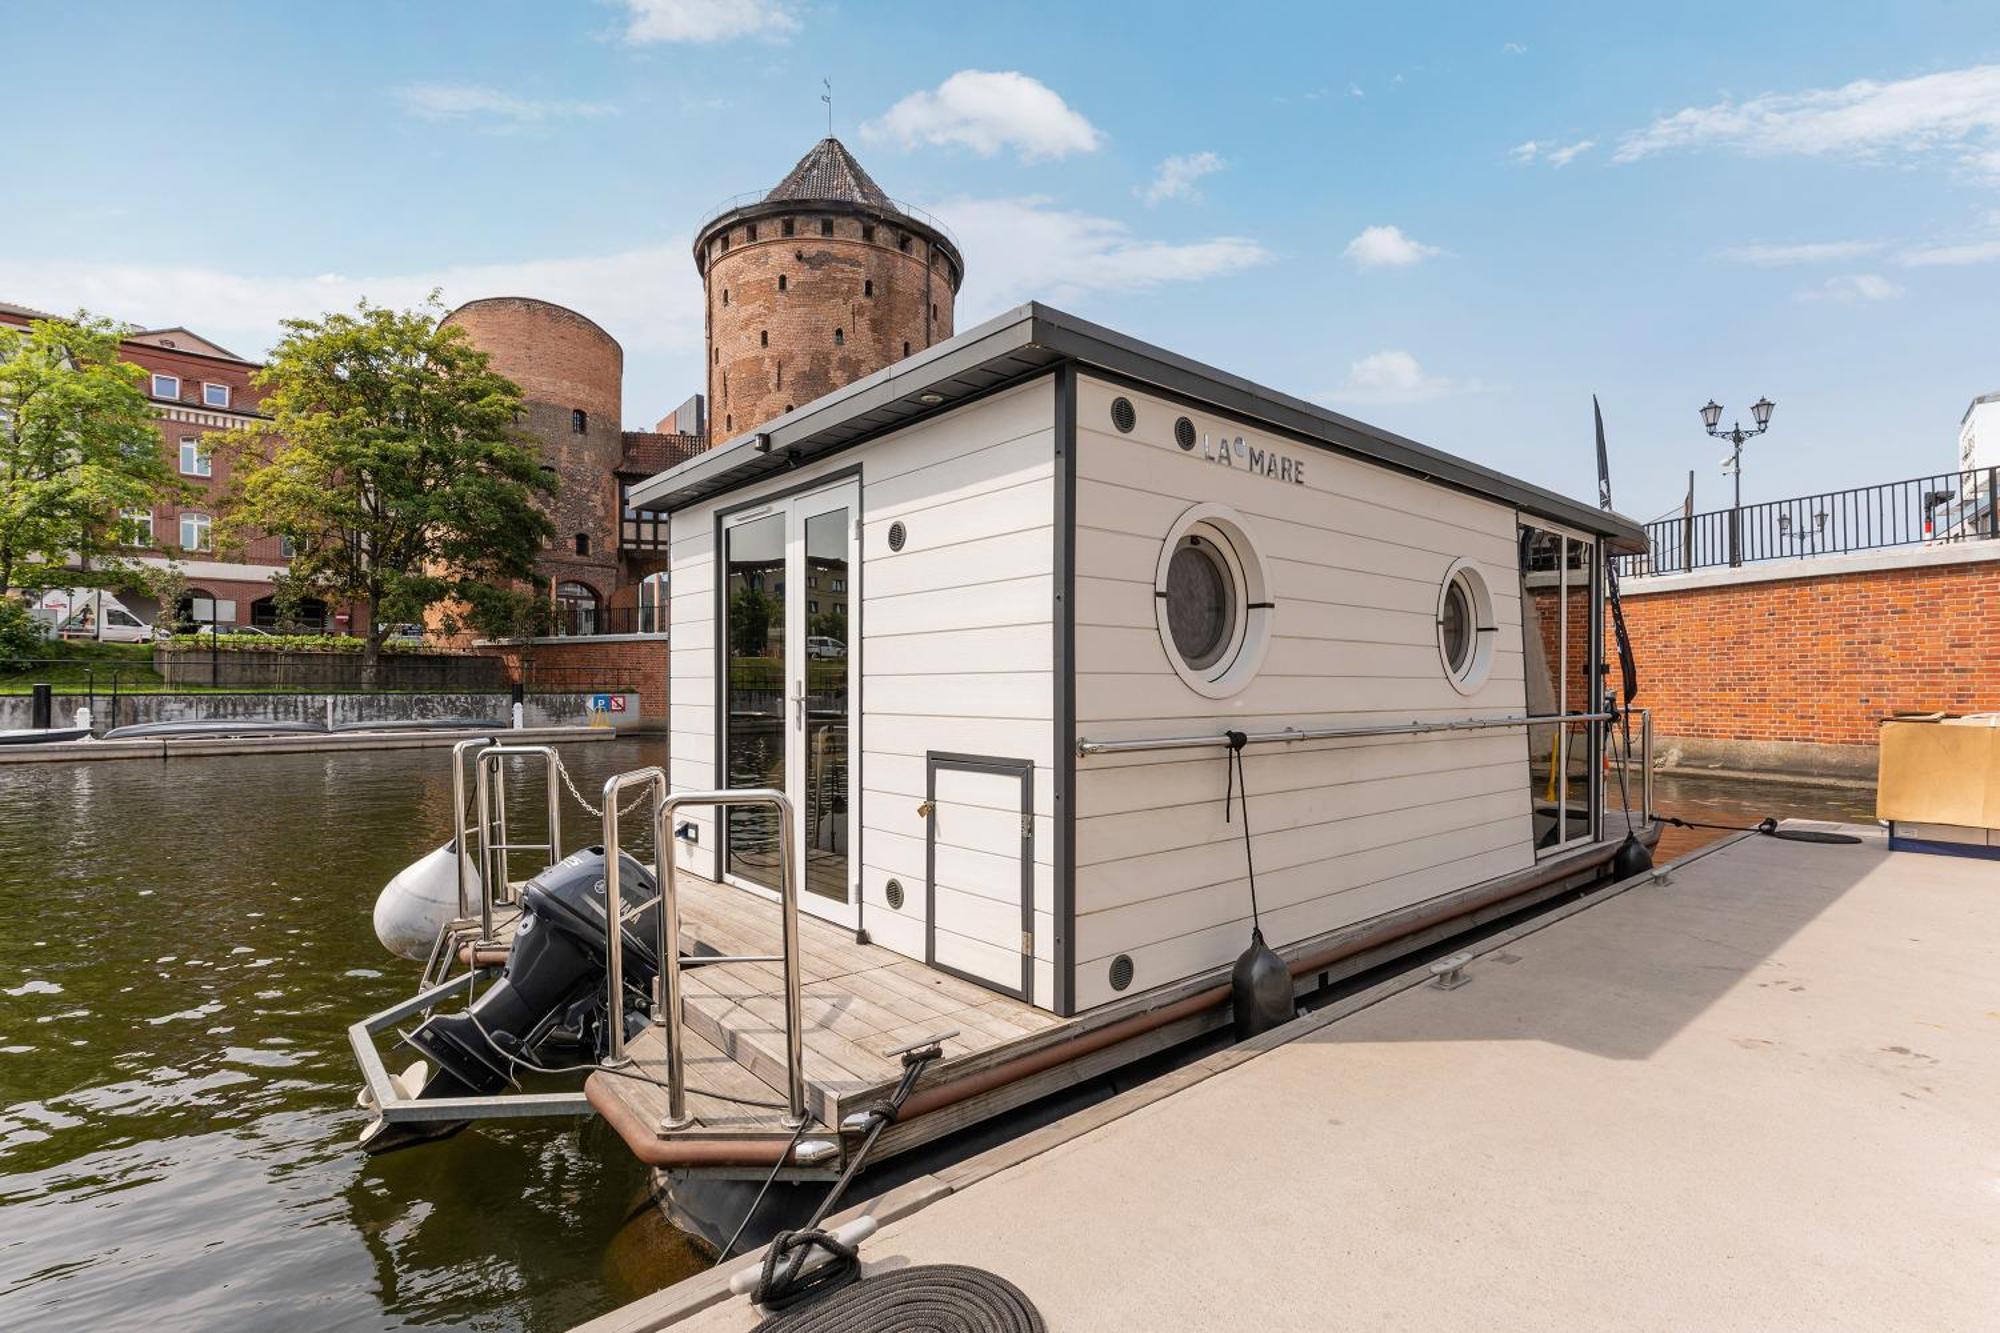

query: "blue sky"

left=5, top=1, right=1998, bottom=521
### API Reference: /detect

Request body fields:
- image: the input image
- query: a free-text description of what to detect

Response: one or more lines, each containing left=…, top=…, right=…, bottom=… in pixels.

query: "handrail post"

left=449, top=737, right=490, bottom=920
left=653, top=794, right=694, bottom=1130
left=474, top=751, right=497, bottom=943
left=1639, top=707, right=1655, bottom=824
left=600, top=766, right=666, bottom=1067
left=649, top=787, right=805, bottom=1129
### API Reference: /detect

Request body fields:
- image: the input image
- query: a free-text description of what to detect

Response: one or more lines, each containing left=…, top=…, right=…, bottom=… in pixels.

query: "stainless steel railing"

left=473, top=744, right=564, bottom=943
left=1075, top=711, right=1618, bottom=757
left=598, top=783, right=808, bottom=1130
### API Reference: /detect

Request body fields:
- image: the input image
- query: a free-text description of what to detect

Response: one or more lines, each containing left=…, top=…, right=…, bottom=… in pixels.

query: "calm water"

left=0, top=740, right=1876, bottom=1331
left=0, top=738, right=710, bottom=1333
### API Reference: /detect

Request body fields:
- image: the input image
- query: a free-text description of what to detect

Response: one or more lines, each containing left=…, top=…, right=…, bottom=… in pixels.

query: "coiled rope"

left=752, top=1264, right=1045, bottom=1332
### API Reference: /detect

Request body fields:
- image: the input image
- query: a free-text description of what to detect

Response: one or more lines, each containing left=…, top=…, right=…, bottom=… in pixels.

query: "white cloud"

left=616, top=0, right=798, bottom=43
left=1797, top=273, right=1904, bottom=302
left=397, top=84, right=614, bottom=125
left=1511, top=137, right=1593, bottom=167
left=1896, top=237, right=2000, bottom=265
left=1343, top=224, right=1443, bottom=269
left=864, top=71, right=1102, bottom=162
left=1613, top=63, right=2000, bottom=177
left=1544, top=139, right=1595, bottom=167
left=1502, top=42, right=1528, bottom=56
left=1717, top=239, right=1884, bottom=265
left=0, top=248, right=707, bottom=404
left=936, top=196, right=1269, bottom=319
left=1349, top=83, right=1366, bottom=99
left=1138, top=152, right=1226, bottom=205
left=1331, top=350, right=1456, bottom=405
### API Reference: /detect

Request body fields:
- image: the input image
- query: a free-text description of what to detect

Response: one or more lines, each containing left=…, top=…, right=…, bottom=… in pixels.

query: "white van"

left=45, top=589, right=162, bottom=644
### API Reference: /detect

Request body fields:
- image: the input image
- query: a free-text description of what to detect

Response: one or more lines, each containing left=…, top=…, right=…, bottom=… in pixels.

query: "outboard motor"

left=359, top=847, right=661, bottom=1154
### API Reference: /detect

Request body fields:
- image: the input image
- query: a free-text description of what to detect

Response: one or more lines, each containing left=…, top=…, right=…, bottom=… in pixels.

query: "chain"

left=555, top=759, right=653, bottom=820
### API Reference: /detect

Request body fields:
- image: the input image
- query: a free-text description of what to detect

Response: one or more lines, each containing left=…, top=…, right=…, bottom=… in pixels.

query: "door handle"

left=792, top=681, right=805, bottom=730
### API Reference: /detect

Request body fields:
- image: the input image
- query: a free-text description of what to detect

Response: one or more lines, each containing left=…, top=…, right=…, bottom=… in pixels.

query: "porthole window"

left=1110, top=397, right=1137, bottom=433
left=1153, top=503, right=1271, bottom=698
left=1437, top=559, right=1496, bottom=695
left=1174, top=416, right=1197, bottom=451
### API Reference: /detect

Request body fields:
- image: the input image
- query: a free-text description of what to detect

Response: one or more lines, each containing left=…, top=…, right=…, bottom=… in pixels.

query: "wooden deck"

left=601, top=867, right=1064, bottom=1139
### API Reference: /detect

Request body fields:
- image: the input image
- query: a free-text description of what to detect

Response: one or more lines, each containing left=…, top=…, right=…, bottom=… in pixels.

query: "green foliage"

left=452, top=581, right=555, bottom=641
left=154, top=631, right=444, bottom=654
left=214, top=296, right=554, bottom=679
left=0, top=313, right=177, bottom=593
left=143, top=562, right=192, bottom=635
left=0, top=598, right=46, bottom=665
left=729, top=586, right=774, bottom=658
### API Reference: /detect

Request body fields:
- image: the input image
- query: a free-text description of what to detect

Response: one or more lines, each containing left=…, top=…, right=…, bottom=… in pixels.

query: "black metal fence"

left=548, top=605, right=669, bottom=637
left=1618, top=467, right=1999, bottom=576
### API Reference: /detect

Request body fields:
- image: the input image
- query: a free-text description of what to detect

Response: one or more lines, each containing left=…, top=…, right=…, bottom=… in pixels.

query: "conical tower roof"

left=764, top=137, right=894, bottom=210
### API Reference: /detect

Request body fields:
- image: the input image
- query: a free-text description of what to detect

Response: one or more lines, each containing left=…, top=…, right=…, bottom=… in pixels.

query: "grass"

left=0, top=640, right=163, bottom=694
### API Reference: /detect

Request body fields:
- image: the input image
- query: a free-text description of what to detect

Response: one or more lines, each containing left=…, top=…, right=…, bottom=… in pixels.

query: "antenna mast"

left=821, top=78, right=832, bottom=136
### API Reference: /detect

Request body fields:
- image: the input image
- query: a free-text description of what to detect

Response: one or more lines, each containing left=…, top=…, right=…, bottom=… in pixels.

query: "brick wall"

left=480, top=636, right=668, bottom=729
left=1617, top=551, right=2000, bottom=753
left=702, top=211, right=956, bottom=438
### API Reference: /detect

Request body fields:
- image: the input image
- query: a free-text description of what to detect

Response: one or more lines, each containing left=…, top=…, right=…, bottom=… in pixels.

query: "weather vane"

left=821, top=78, right=832, bottom=136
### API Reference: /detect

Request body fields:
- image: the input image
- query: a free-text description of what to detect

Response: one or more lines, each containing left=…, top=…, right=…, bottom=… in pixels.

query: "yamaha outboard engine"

left=360, top=847, right=661, bottom=1154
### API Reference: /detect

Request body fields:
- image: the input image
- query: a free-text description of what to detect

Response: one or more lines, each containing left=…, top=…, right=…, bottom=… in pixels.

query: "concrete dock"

left=590, top=825, right=1999, bottom=1332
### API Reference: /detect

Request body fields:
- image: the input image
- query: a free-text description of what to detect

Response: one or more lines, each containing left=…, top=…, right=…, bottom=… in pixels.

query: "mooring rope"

left=752, top=1264, right=1045, bottom=1332
left=1662, top=815, right=1862, bottom=845
left=1221, top=730, right=1263, bottom=932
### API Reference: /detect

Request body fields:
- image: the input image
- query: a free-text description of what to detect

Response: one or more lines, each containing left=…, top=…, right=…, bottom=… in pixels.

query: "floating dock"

left=586, top=823, right=1999, bottom=1331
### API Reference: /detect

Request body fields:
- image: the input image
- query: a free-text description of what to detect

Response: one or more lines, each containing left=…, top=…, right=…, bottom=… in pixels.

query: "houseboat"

left=352, top=302, right=1653, bottom=1239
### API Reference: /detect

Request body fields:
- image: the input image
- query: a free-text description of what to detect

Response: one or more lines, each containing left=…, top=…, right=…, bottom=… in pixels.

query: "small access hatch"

left=925, top=753, right=1033, bottom=1001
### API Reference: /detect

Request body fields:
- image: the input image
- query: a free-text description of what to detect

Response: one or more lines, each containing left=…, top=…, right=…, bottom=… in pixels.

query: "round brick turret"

left=695, top=138, right=964, bottom=440
left=442, top=296, right=625, bottom=610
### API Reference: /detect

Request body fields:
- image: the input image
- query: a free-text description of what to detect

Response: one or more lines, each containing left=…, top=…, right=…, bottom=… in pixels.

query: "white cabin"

left=629, top=304, right=1645, bottom=1018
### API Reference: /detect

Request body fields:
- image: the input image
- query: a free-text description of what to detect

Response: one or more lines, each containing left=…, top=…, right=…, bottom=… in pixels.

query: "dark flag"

left=1596, top=396, right=1640, bottom=705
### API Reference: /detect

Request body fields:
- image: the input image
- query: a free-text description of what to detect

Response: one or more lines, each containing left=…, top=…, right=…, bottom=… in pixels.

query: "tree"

left=0, top=312, right=172, bottom=595
left=217, top=298, right=554, bottom=683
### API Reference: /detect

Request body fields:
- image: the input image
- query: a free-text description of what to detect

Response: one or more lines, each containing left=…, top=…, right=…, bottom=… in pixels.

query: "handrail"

left=448, top=737, right=495, bottom=919
left=600, top=767, right=669, bottom=1071
left=656, top=788, right=805, bottom=1130
left=1639, top=707, right=1655, bottom=824
left=1076, top=711, right=1617, bottom=758
left=474, top=744, right=564, bottom=942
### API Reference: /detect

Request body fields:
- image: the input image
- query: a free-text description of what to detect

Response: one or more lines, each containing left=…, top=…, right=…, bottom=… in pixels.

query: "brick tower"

left=694, top=138, right=965, bottom=440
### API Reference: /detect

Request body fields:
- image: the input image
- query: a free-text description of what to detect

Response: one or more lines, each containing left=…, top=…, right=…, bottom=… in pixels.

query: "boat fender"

left=373, top=842, right=476, bottom=961
left=1222, top=731, right=1296, bottom=1040
left=1611, top=830, right=1654, bottom=879
left=1231, top=927, right=1293, bottom=1040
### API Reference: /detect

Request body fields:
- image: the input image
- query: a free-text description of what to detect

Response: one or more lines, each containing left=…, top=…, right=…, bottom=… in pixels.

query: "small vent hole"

left=887, top=521, right=907, bottom=552
left=885, top=878, right=906, bottom=910
left=1110, top=397, right=1137, bottom=433
left=1108, top=954, right=1135, bottom=991
left=1174, top=416, right=1197, bottom=451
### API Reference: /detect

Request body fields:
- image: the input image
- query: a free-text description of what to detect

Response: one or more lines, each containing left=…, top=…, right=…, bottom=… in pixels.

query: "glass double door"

left=721, top=481, right=857, bottom=926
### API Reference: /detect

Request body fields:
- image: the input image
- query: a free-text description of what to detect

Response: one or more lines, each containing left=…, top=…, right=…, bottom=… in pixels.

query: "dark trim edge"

left=1053, top=363, right=1078, bottom=1017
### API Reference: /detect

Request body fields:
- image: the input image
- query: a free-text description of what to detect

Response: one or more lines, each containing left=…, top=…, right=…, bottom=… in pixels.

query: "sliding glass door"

left=721, top=480, right=858, bottom=927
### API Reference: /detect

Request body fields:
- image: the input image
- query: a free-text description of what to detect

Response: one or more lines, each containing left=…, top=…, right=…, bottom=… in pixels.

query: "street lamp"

left=1700, top=395, right=1776, bottom=565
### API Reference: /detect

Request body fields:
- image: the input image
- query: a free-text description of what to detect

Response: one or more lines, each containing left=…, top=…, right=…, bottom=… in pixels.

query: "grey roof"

left=765, top=138, right=893, bottom=210
left=628, top=303, right=1650, bottom=554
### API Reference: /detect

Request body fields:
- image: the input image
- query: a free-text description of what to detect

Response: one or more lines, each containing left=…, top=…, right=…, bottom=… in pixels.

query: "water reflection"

left=0, top=739, right=699, bottom=1331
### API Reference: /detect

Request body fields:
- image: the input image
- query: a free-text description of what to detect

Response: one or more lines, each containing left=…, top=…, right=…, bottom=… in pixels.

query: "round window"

left=1154, top=503, right=1271, bottom=698
left=1437, top=560, right=1495, bottom=694
left=1165, top=536, right=1236, bottom=670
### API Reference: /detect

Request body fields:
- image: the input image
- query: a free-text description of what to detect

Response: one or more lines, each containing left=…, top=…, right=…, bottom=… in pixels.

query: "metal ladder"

left=419, top=738, right=565, bottom=990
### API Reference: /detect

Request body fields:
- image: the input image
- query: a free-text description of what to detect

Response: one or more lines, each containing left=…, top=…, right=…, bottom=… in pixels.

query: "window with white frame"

left=1153, top=503, right=1272, bottom=698
left=152, top=373, right=180, bottom=399
left=1436, top=559, right=1497, bottom=694
left=179, top=437, right=211, bottom=477
left=119, top=509, right=154, bottom=546
left=202, top=382, right=230, bottom=408
left=180, top=512, right=212, bottom=551
left=278, top=534, right=296, bottom=559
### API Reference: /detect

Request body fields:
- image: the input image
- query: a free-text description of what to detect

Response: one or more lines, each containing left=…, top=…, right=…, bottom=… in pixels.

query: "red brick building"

left=0, top=300, right=356, bottom=631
